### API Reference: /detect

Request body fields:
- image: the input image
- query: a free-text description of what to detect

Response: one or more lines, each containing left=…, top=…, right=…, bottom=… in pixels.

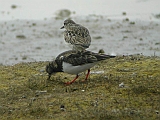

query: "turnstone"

left=61, top=19, right=91, bottom=51
left=46, top=50, right=116, bottom=85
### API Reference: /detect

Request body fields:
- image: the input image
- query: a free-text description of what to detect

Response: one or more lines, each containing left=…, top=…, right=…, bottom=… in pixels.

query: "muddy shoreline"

left=0, top=16, right=160, bottom=65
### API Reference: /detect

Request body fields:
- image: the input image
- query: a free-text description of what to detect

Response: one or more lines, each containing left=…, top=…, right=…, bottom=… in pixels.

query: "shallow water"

left=0, top=17, right=160, bottom=65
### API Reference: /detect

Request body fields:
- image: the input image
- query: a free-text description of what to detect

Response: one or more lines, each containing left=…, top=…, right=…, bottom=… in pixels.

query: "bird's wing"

left=56, top=50, right=77, bottom=60
left=63, top=51, right=98, bottom=66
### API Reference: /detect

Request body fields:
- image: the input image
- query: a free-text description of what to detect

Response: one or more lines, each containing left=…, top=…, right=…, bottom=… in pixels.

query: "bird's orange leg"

left=65, top=75, right=79, bottom=85
left=84, top=69, right=90, bottom=81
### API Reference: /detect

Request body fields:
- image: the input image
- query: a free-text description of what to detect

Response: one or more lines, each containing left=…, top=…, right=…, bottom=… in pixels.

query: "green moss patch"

left=0, top=55, right=159, bottom=119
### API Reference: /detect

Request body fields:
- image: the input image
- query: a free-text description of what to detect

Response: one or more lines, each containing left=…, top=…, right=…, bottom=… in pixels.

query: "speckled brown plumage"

left=61, top=19, right=91, bottom=51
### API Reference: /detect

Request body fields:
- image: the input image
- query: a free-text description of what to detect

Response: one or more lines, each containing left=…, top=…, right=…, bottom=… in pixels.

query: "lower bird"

left=46, top=50, right=116, bottom=85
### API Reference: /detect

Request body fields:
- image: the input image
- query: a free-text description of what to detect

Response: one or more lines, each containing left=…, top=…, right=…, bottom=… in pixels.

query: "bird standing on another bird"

left=61, top=19, right=91, bottom=51
left=46, top=50, right=116, bottom=85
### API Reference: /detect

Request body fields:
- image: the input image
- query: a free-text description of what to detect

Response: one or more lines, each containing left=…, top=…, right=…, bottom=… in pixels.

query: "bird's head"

left=60, top=19, right=76, bottom=29
left=46, top=61, right=59, bottom=80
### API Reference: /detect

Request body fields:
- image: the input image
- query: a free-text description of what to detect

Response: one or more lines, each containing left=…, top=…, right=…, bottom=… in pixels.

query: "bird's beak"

left=60, top=26, right=64, bottom=29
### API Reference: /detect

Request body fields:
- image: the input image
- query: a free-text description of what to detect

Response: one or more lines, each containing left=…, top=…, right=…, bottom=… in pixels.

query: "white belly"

left=62, top=62, right=97, bottom=75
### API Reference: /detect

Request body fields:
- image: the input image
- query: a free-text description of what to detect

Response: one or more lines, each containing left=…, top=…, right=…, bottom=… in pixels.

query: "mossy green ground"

left=0, top=55, right=159, bottom=120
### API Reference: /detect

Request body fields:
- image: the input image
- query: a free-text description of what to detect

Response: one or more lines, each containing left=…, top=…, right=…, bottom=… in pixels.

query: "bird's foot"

left=65, top=81, right=73, bottom=85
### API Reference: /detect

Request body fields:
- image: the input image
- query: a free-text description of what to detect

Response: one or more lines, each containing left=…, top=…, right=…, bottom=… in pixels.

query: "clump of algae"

left=0, top=55, right=159, bottom=120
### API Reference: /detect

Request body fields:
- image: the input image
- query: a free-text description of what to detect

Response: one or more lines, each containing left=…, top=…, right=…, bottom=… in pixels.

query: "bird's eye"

left=64, top=23, right=66, bottom=25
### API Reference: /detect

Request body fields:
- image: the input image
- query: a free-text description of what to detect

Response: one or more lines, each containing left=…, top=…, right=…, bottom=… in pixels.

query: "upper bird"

left=46, top=50, right=116, bottom=85
left=61, top=19, right=91, bottom=51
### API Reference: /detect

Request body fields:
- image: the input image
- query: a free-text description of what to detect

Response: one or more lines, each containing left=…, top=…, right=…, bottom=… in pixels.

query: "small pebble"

left=60, top=105, right=65, bottom=111
left=119, top=82, right=124, bottom=88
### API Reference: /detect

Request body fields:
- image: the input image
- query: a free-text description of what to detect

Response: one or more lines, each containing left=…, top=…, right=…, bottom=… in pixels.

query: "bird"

left=61, top=19, right=91, bottom=51
left=46, top=50, right=116, bottom=85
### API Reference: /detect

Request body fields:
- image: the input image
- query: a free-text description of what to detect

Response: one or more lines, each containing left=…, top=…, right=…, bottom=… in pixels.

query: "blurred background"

left=0, top=0, right=160, bottom=65
left=0, top=0, right=160, bottom=20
